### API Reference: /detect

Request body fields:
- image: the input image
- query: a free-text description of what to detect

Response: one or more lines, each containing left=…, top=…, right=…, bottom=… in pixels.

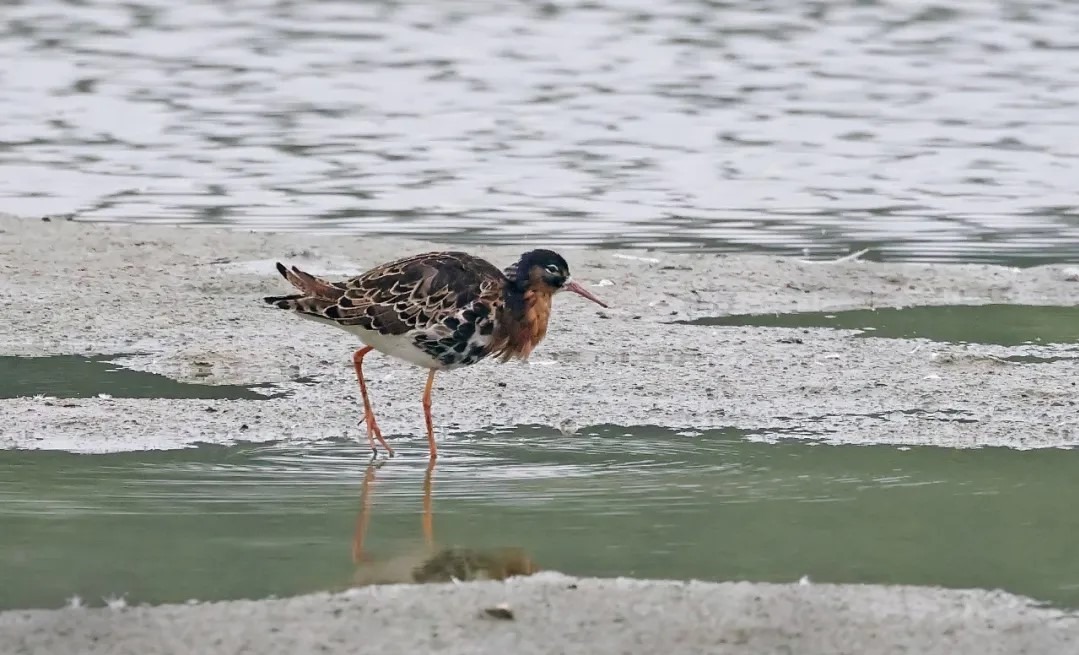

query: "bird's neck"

left=496, top=282, right=553, bottom=360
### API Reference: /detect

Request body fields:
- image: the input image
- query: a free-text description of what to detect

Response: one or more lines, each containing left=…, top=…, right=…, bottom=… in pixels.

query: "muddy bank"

left=2, top=214, right=1079, bottom=452
left=2, top=574, right=1077, bottom=655
left=4, top=216, right=1079, bottom=650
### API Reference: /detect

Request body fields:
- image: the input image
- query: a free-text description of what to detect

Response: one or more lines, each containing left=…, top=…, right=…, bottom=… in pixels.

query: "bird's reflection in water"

left=350, top=458, right=539, bottom=586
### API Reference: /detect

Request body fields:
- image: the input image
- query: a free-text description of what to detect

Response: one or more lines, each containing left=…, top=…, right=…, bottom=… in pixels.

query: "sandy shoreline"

left=2, top=214, right=1078, bottom=452
left=2, top=574, right=1078, bottom=655
left=3, top=214, right=1079, bottom=653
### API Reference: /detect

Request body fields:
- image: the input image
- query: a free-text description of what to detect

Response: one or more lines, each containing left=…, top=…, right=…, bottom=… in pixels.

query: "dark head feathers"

left=504, top=249, right=570, bottom=288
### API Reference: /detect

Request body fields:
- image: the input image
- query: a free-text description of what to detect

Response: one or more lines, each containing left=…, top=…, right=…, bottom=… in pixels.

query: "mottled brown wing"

left=326, top=251, right=506, bottom=335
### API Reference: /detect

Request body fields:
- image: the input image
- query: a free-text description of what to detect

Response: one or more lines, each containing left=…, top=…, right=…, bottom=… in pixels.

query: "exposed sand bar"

left=2, top=574, right=1078, bottom=655
left=2, top=214, right=1079, bottom=452
left=4, top=216, right=1079, bottom=653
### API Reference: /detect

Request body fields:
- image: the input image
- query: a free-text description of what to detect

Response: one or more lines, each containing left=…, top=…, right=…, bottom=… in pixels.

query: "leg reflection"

left=349, top=457, right=539, bottom=586
left=351, top=461, right=382, bottom=564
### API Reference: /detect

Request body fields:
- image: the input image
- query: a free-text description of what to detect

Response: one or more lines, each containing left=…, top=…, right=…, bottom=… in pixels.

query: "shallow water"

left=675, top=304, right=1079, bottom=346
left=3, top=0, right=1079, bottom=264
left=2, top=425, right=1077, bottom=610
left=0, top=355, right=276, bottom=400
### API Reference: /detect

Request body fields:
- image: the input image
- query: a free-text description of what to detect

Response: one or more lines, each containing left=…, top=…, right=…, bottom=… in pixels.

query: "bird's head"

left=505, top=249, right=608, bottom=308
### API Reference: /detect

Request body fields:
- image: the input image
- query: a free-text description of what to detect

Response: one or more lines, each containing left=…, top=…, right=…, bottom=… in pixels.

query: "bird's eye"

left=544, top=264, right=561, bottom=275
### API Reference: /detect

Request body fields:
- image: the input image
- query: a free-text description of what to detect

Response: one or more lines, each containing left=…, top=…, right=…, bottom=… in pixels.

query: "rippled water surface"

left=3, top=0, right=1079, bottom=263
left=2, top=427, right=1078, bottom=610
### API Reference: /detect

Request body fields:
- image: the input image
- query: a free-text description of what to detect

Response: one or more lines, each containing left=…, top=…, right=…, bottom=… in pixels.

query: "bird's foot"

left=360, top=416, right=395, bottom=460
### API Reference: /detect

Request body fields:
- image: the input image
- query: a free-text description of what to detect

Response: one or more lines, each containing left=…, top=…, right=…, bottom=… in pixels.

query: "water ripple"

left=1, top=0, right=1078, bottom=263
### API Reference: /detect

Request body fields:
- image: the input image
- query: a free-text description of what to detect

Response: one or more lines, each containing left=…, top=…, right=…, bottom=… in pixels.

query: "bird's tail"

left=263, top=262, right=345, bottom=315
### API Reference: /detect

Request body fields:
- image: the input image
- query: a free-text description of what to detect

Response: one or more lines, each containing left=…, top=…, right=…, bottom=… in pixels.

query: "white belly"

left=291, top=309, right=473, bottom=371
left=335, top=322, right=444, bottom=369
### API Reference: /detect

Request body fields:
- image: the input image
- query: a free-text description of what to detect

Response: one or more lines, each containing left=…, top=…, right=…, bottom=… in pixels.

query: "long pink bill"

left=564, top=279, right=609, bottom=308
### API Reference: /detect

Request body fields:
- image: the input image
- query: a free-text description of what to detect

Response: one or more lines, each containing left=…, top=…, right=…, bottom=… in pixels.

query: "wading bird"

left=263, top=249, right=608, bottom=460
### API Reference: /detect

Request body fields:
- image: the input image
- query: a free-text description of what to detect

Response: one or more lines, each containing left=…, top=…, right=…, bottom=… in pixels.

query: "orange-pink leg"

left=422, top=369, right=438, bottom=461
left=352, top=346, right=394, bottom=459
left=422, top=457, right=436, bottom=549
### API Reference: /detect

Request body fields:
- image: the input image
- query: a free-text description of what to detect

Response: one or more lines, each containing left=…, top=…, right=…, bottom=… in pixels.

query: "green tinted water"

left=675, top=304, right=1079, bottom=346
left=2, top=425, right=1076, bottom=610
left=0, top=355, right=276, bottom=400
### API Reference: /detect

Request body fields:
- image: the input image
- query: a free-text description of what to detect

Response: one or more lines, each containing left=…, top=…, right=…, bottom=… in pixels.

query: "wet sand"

left=2, top=214, right=1078, bottom=452
left=2, top=214, right=1079, bottom=653
left=2, top=574, right=1078, bottom=655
